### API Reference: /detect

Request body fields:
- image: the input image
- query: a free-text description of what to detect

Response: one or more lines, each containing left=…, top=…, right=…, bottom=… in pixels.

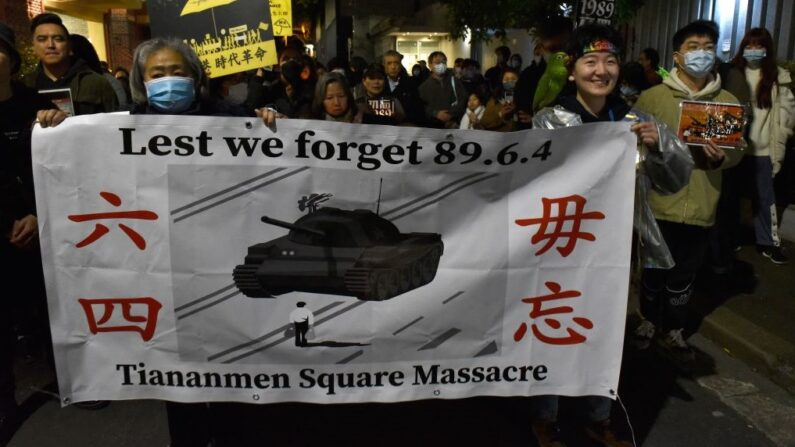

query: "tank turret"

left=233, top=208, right=443, bottom=300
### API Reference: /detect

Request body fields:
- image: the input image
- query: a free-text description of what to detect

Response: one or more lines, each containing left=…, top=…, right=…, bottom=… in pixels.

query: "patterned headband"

left=582, top=39, right=618, bottom=55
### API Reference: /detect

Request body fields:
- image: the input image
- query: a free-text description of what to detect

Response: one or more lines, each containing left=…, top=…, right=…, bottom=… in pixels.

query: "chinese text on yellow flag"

left=149, top=0, right=278, bottom=78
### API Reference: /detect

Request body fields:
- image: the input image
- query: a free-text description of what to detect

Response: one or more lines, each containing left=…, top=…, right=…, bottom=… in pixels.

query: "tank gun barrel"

left=261, top=216, right=326, bottom=238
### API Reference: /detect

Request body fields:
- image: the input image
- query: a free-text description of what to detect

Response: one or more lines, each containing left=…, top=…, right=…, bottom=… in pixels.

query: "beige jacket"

left=769, top=67, right=795, bottom=175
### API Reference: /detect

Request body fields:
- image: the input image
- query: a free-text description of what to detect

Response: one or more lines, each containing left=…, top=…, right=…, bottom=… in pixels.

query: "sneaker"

left=531, top=420, right=567, bottom=447
left=657, top=328, right=695, bottom=363
left=584, top=419, right=633, bottom=447
left=760, top=246, right=789, bottom=265
left=631, top=319, right=655, bottom=350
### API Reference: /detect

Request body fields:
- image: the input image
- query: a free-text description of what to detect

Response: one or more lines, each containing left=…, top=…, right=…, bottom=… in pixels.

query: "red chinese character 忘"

left=515, top=194, right=605, bottom=257
left=68, top=191, right=158, bottom=250
left=514, top=281, right=594, bottom=345
left=78, top=297, right=162, bottom=342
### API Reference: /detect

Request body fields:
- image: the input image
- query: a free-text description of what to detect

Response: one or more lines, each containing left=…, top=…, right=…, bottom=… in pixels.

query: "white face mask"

left=433, top=62, right=447, bottom=75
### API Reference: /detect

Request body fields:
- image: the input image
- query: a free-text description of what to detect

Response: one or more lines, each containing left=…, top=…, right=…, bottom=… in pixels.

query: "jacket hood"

left=663, top=67, right=723, bottom=99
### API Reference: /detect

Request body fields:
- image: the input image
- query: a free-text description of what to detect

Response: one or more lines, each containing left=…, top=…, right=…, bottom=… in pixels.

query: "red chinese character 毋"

left=515, top=194, right=605, bottom=257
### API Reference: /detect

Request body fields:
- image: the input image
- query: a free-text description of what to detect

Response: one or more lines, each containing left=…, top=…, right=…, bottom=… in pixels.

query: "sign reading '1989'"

left=575, top=0, right=616, bottom=26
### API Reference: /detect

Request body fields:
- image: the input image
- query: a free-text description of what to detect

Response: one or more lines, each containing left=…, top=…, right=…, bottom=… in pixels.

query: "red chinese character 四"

left=78, top=297, right=162, bottom=342
left=513, top=281, right=594, bottom=345
left=68, top=191, right=158, bottom=250
left=515, top=194, right=605, bottom=257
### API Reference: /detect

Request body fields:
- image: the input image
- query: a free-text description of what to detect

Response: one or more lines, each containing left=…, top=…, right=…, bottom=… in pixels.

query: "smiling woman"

left=529, top=23, right=695, bottom=447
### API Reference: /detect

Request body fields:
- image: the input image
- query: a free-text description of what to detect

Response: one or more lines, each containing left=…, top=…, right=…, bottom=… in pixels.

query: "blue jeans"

left=747, top=156, right=780, bottom=247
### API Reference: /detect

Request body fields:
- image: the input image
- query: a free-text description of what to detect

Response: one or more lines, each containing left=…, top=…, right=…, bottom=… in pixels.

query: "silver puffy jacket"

left=533, top=106, right=694, bottom=269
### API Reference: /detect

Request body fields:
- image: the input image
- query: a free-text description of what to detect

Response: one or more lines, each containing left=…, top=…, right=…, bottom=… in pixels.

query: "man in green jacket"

left=25, top=13, right=117, bottom=116
left=632, top=20, right=742, bottom=362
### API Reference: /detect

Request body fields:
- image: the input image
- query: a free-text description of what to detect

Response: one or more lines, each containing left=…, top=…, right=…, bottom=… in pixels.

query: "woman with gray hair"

left=258, top=72, right=363, bottom=125
left=129, top=37, right=250, bottom=116
left=128, top=37, right=265, bottom=446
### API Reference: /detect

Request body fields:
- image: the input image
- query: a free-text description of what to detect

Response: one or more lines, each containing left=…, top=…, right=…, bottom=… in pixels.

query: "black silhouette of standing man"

left=289, top=302, right=314, bottom=346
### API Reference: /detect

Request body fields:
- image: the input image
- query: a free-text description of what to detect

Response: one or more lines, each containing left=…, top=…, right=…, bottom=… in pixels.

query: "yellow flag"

left=181, top=0, right=237, bottom=16
left=269, top=0, right=292, bottom=36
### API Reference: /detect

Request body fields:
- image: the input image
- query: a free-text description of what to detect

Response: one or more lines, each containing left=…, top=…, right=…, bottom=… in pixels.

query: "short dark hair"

left=462, top=58, right=480, bottom=70
left=468, top=84, right=489, bottom=107
left=495, top=46, right=511, bottom=59
left=620, top=61, right=650, bottom=90
left=427, top=51, right=446, bottom=64
left=641, top=48, right=660, bottom=69
left=363, top=63, right=386, bottom=79
left=350, top=56, right=367, bottom=72
left=672, top=20, right=719, bottom=51
left=30, top=12, right=69, bottom=35
left=382, top=49, right=402, bottom=61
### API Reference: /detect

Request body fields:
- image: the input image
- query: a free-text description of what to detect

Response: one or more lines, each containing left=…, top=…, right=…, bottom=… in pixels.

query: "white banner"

left=32, top=114, right=636, bottom=405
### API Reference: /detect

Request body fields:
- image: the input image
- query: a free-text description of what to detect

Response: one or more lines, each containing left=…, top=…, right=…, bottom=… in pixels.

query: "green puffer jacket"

left=634, top=68, right=743, bottom=227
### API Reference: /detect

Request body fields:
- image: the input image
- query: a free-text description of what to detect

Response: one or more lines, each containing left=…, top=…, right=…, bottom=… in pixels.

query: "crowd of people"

left=1, top=10, right=794, bottom=447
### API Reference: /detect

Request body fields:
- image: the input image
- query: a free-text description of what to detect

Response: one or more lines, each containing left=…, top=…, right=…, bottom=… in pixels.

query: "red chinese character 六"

left=78, top=297, right=162, bottom=342
left=513, top=281, right=594, bottom=345
left=68, top=191, right=158, bottom=250
left=515, top=194, right=605, bottom=257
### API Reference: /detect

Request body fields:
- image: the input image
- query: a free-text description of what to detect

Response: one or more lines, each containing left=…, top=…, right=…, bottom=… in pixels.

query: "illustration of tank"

left=233, top=208, right=444, bottom=301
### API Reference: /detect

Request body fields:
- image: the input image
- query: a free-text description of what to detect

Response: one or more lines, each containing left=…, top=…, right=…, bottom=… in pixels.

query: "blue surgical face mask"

left=679, top=49, right=715, bottom=79
left=145, top=76, right=195, bottom=113
left=743, top=48, right=766, bottom=64
left=502, top=80, right=516, bottom=91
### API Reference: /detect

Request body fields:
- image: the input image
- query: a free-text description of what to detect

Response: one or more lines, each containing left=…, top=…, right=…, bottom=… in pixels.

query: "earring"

left=568, top=75, right=574, bottom=81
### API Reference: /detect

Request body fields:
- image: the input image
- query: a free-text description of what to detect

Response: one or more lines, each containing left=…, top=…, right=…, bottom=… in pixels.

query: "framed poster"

left=677, top=100, right=746, bottom=149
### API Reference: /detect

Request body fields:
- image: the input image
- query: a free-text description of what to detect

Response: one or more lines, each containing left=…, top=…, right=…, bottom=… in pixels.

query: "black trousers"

left=293, top=321, right=309, bottom=346
left=640, top=220, right=709, bottom=331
